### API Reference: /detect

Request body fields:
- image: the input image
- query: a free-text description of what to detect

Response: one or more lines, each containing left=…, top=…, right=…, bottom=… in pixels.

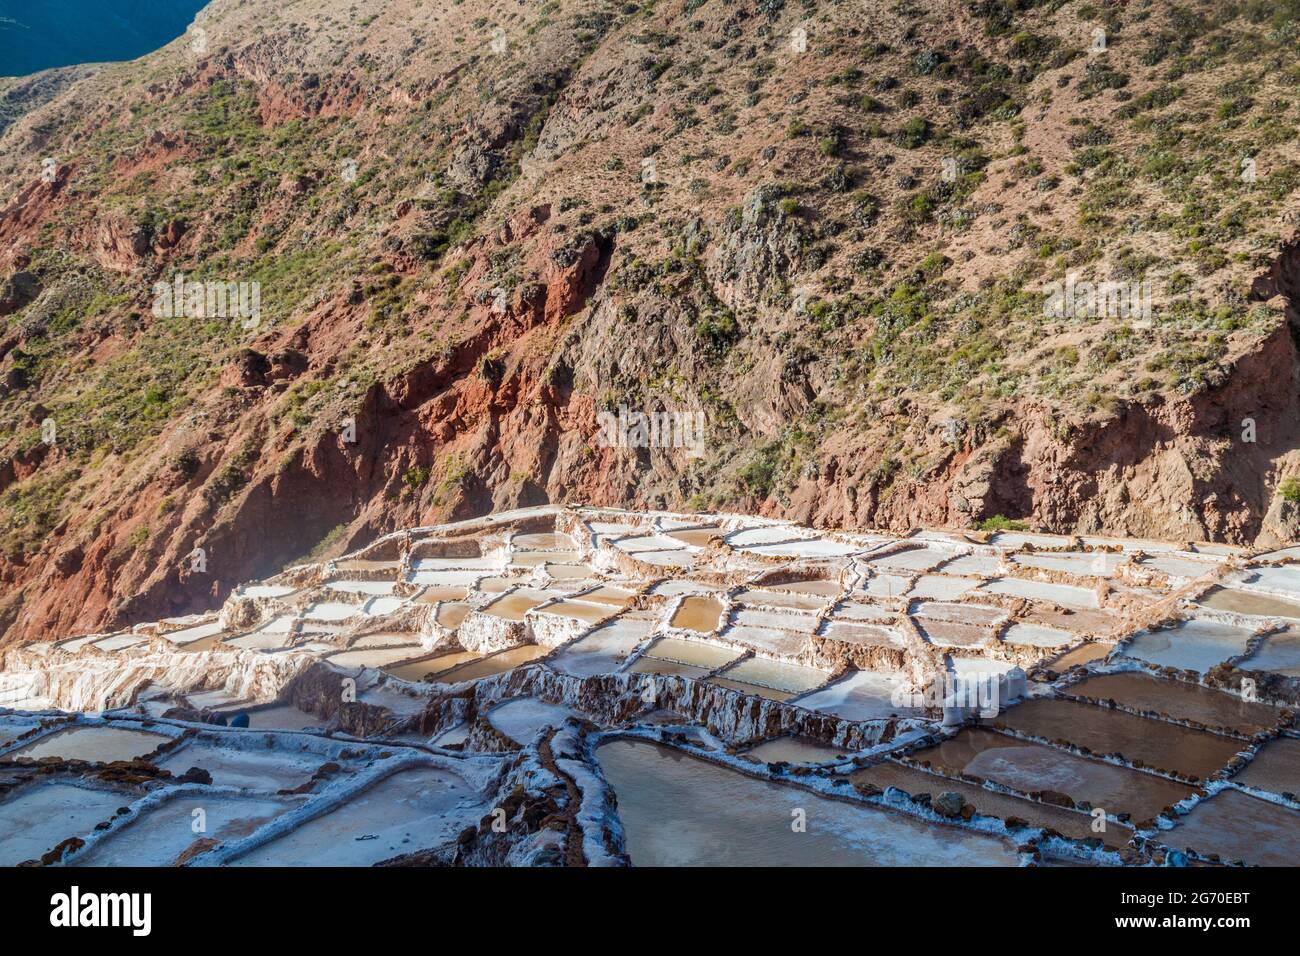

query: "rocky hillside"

left=2, top=0, right=1300, bottom=645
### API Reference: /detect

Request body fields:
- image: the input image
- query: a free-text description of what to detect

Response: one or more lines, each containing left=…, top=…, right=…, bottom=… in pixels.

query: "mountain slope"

left=2, top=0, right=1300, bottom=645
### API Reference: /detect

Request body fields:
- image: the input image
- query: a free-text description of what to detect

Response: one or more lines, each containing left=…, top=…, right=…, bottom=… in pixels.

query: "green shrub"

left=976, top=514, right=1029, bottom=531
left=895, top=117, right=931, bottom=148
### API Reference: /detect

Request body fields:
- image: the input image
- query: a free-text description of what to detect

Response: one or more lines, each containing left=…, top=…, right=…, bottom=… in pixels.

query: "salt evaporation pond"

left=534, top=600, right=611, bottom=625
left=743, top=736, right=850, bottom=765
left=1121, top=619, right=1253, bottom=674
left=597, top=739, right=1018, bottom=866
left=981, top=578, right=1099, bottom=608
left=742, top=538, right=859, bottom=558
left=158, top=741, right=322, bottom=790
left=1049, top=642, right=1113, bottom=669
left=665, top=526, right=722, bottom=547
left=549, top=618, right=655, bottom=677
left=640, top=636, right=741, bottom=669
left=0, top=783, right=126, bottom=865
left=244, top=704, right=325, bottom=731
left=735, top=588, right=828, bottom=612
left=1003, top=623, right=1075, bottom=649
left=435, top=644, right=549, bottom=682
left=513, top=532, right=576, bottom=550
left=327, top=580, right=395, bottom=595
left=1240, top=630, right=1300, bottom=677
left=718, top=657, right=827, bottom=693
left=0, top=715, right=43, bottom=747
left=384, top=651, right=479, bottom=682
left=231, top=766, right=485, bottom=866
left=1234, top=736, right=1300, bottom=796
left=1198, top=586, right=1300, bottom=618
left=1161, top=789, right=1300, bottom=866
left=867, top=547, right=947, bottom=572
left=795, top=670, right=919, bottom=720
left=69, top=794, right=297, bottom=866
left=327, top=646, right=429, bottom=670
left=1013, top=552, right=1125, bottom=576
left=992, top=697, right=1242, bottom=780
left=486, top=697, right=576, bottom=743
left=1065, top=672, right=1281, bottom=735
left=853, top=760, right=1132, bottom=849
left=9, top=725, right=168, bottom=762
left=670, top=595, right=723, bottom=632
left=161, top=620, right=226, bottom=645
left=482, top=589, right=549, bottom=621
left=630, top=658, right=712, bottom=679
left=707, top=677, right=794, bottom=701
left=906, top=575, right=979, bottom=600
left=772, top=578, right=843, bottom=596
left=912, top=728, right=1194, bottom=821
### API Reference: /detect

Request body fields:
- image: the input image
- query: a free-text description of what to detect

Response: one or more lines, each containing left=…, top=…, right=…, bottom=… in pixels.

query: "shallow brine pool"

left=8, top=725, right=168, bottom=763
left=69, top=793, right=297, bottom=866
left=230, top=766, right=485, bottom=866
left=597, top=739, right=1018, bottom=866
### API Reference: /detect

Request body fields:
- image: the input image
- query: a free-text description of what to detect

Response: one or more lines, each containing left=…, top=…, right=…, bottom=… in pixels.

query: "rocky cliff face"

left=2, top=0, right=1300, bottom=645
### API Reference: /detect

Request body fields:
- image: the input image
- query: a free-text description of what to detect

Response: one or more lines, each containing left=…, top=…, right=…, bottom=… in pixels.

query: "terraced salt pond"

left=7, top=725, right=168, bottom=762
left=795, top=670, right=919, bottom=720
left=69, top=794, right=297, bottom=866
left=434, top=644, right=549, bottom=683
left=384, top=651, right=480, bottom=682
left=512, top=532, right=575, bottom=550
left=707, top=677, right=795, bottom=701
left=1049, top=642, right=1113, bottom=670
left=980, top=577, right=1100, bottom=608
left=991, top=697, right=1243, bottom=780
left=534, top=600, right=612, bottom=625
left=482, top=590, right=550, bottom=621
left=664, top=527, right=722, bottom=547
left=549, top=618, right=656, bottom=677
left=598, top=739, right=1019, bottom=866
left=326, top=647, right=428, bottom=671
left=231, top=766, right=486, bottom=866
left=1003, top=623, right=1076, bottom=649
left=628, top=658, right=712, bottom=679
left=1063, top=672, right=1283, bottom=735
left=1161, top=789, right=1300, bottom=866
left=669, top=596, right=723, bottom=632
left=161, top=620, right=226, bottom=646
left=486, top=698, right=576, bottom=743
left=1121, top=619, right=1255, bottom=674
left=157, top=741, right=324, bottom=790
left=415, top=586, right=469, bottom=603
left=715, top=657, right=828, bottom=693
left=0, top=715, right=43, bottom=747
left=743, top=736, right=850, bottom=765
left=851, top=760, right=1134, bottom=849
left=10, top=503, right=1300, bottom=869
left=1240, top=629, right=1300, bottom=676
left=243, top=704, right=325, bottom=731
left=1233, top=736, right=1300, bottom=796
left=0, top=783, right=126, bottom=866
left=909, top=728, right=1195, bottom=821
left=638, top=637, right=741, bottom=670
left=734, top=588, right=828, bottom=612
